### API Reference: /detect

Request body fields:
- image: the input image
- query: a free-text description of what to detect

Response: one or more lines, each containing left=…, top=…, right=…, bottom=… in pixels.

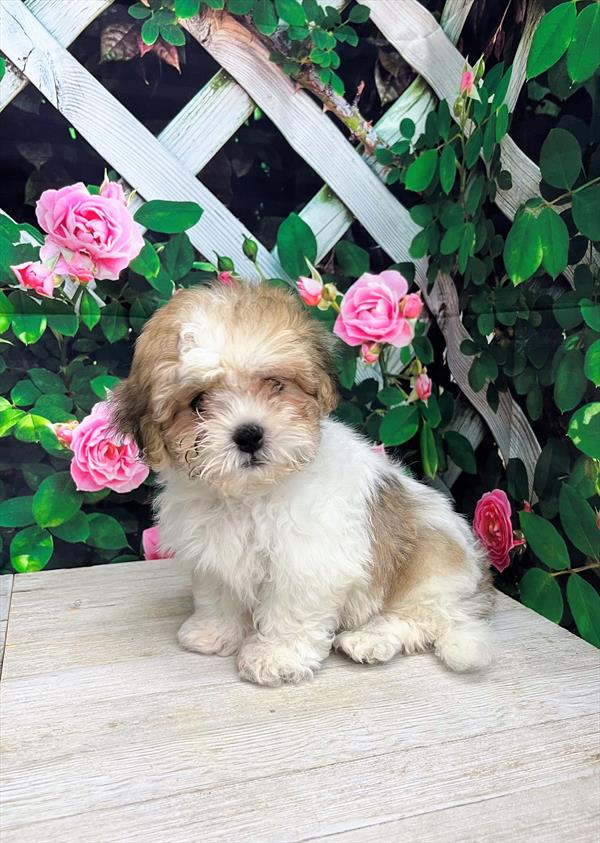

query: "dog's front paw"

left=237, top=639, right=318, bottom=686
left=334, top=629, right=398, bottom=664
left=177, top=613, right=243, bottom=656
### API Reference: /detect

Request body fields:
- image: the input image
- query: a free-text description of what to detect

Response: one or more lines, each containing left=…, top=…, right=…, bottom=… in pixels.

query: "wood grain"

left=1, top=560, right=598, bottom=842
left=0, top=574, right=13, bottom=675
left=0, top=0, right=114, bottom=113
left=0, top=0, right=285, bottom=282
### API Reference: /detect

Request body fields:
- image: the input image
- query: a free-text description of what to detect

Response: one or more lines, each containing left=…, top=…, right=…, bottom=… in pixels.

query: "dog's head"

left=111, top=282, right=339, bottom=494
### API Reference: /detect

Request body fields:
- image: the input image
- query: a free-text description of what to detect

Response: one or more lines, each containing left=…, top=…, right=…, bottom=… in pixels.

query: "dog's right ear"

left=110, top=374, right=169, bottom=471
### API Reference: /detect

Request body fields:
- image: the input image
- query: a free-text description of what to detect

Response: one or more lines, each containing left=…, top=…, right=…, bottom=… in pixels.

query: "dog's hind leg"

left=335, top=578, right=494, bottom=671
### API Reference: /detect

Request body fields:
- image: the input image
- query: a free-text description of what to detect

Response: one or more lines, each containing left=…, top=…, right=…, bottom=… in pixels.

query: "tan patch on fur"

left=368, top=476, right=471, bottom=609
left=111, top=282, right=339, bottom=472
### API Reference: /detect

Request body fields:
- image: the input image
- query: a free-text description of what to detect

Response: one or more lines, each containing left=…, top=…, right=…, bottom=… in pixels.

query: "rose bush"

left=0, top=3, right=598, bottom=647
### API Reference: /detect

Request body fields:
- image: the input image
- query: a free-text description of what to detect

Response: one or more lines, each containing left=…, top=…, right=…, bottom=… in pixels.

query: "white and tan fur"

left=112, top=283, right=494, bottom=686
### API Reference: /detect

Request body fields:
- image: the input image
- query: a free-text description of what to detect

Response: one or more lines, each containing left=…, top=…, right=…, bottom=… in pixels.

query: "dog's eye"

left=190, top=393, right=204, bottom=412
left=266, top=378, right=284, bottom=394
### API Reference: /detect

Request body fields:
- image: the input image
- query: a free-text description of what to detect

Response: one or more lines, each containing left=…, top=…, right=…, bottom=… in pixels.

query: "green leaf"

left=79, top=291, right=101, bottom=330
left=581, top=300, right=600, bottom=332
left=572, top=183, right=600, bottom=241
left=519, top=568, right=564, bottom=624
left=90, top=374, right=121, bottom=399
left=228, top=0, right=253, bottom=13
left=0, top=289, right=13, bottom=333
left=87, top=514, right=128, bottom=550
left=101, top=300, right=129, bottom=344
left=379, top=404, right=419, bottom=446
left=420, top=421, right=438, bottom=478
left=10, top=292, right=47, bottom=345
left=337, top=344, right=357, bottom=390
left=33, top=393, right=73, bottom=422
left=439, top=145, right=456, bottom=195
left=377, top=387, right=404, bottom=407
left=539, top=128, right=581, bottom=189
left=503, top=209, right=543, bottom=285
left=161, top=233, right=195, bottom=280
left=141, top=16, right=160, bottom=46
left=412, top=335, right=433, bottom=365
left=134, top=200, right=203, bottom=234
left=14, top=414, right=53, bottom=443
left=507, top=458, right=529, bottom=504
left=254, top=0, right=278, bottom=34
left=584, top=339, right=600, bottom=387
left=0, top=496, right=34, bottom=528
left=159, top=23, right=186, bottom=45
left=553, top=349, right=587, bottom=413
left=10, top=526, right=53, bottom=572
left=29, top=367, right=64, bottom=393
left=129, top=1, right=152, bottom=18
left=51, top=511, right=90, bottom=544
left=538, top=207, right=569, bottom=280
left=559, top=484, right=600, bottom=559
left=45, top=299, right=78, bottom=337
left=566, top=3, right=600, bottom=83
left=0, top=406, right=25, bottom=437
left=10, top=379, right=41, bottom=407
left=526, top=1, right=577, bottom=80
left=348, top=3, right=370, bottom=23
left=21, top=462, right=54, bottom=491
left=444, top=430, right=476, bottom=474
left=276, top=213, right=317, bottom=277
left=404, top=149, right=438, bottom=192
left=400, top=118, right=415, bottom=138
left=567, top=402, right=600, bottom=459
left=275, top=0, right=306, bottom=26
left=130, top=239, right=161, bottom=279
left=335, top=241, right=369, bottom=276
left=175, top=0, right=200, bottom=18
left=32, top=472, right=82, bottom=529
left=519, top=510, right=570, bottom=570
left=334, top=401, right=363, bottom=428
left=567, top=575, right=600, bottom=647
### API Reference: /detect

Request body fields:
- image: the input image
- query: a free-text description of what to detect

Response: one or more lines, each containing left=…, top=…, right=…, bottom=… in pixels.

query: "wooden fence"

left=0, top=0, right=545, bottom=492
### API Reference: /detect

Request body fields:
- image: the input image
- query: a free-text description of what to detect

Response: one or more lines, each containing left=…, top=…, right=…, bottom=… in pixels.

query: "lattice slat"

left=0, top=0, right=114, bottom=113
left=0, top=0, right=285, bottom=282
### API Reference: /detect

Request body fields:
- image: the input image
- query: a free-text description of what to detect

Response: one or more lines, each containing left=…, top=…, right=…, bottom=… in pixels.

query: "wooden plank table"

left=1, top=559, right=598, bottom=842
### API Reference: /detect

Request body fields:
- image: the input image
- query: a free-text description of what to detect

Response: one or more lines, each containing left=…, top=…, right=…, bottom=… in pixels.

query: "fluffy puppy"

left=112, top=282, right=494, bottom=686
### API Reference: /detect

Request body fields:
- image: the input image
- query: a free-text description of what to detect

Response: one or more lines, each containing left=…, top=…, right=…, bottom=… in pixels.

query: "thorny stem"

left=550, top=562, right=600, bottom=577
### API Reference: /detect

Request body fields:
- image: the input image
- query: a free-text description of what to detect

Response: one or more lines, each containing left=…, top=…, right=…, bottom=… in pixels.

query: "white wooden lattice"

left=0, top=0, right=546, bottom=489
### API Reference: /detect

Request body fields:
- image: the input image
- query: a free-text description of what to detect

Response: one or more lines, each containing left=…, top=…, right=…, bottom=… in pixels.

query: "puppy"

left=112, top=282, right=494, bottom=686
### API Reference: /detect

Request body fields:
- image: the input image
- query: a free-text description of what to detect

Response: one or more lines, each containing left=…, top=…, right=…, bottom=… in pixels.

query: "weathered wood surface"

left=0, top=559, right=598, bottom=842
left=0, top=574, right=13, bottom=674
left=0, top=0, right=285, bottom=282
left=0, top=0, right=114, bottom=112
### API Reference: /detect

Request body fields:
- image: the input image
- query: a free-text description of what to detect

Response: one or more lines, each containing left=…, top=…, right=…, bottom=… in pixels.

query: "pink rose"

left=460, top=70, right=475, bottom=94
left=334, top=271, right=414, bottom=348
left=297, top=276, right=323, bottom=307
left=10, top=261, right=55, bottom=298
left=100, top=179, right=127, bottom=205
left=142, top=526, right=174, bottom=560
left=361, top=342, right=380, bottom=364
left=35, top=182, right=143, bottom=281
left=40, top=241, right=95, bottom=284
left=399, top=293, right=423, bottom=319
left=53, top=420, right=79, bottom=448
left=69, top=401, right=149, bottom=493
left=415, top=372, right=432, bottom=402
left=371, top=443, right=386, bottom=456
left=217, top=270, right=234, bottom=286
left=473, top=489, right=524, bottom=573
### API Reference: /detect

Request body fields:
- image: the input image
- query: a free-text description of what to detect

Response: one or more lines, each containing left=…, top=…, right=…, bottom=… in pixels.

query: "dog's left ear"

left=310, top=323, right=340, bottom=417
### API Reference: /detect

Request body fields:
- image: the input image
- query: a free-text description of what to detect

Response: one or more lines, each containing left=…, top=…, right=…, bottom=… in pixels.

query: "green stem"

left=547, top=174, right=600, bottom=207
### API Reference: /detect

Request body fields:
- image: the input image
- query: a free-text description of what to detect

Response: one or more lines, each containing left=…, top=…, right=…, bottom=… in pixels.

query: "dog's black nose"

left=233, top=423, right=264, bottom=454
